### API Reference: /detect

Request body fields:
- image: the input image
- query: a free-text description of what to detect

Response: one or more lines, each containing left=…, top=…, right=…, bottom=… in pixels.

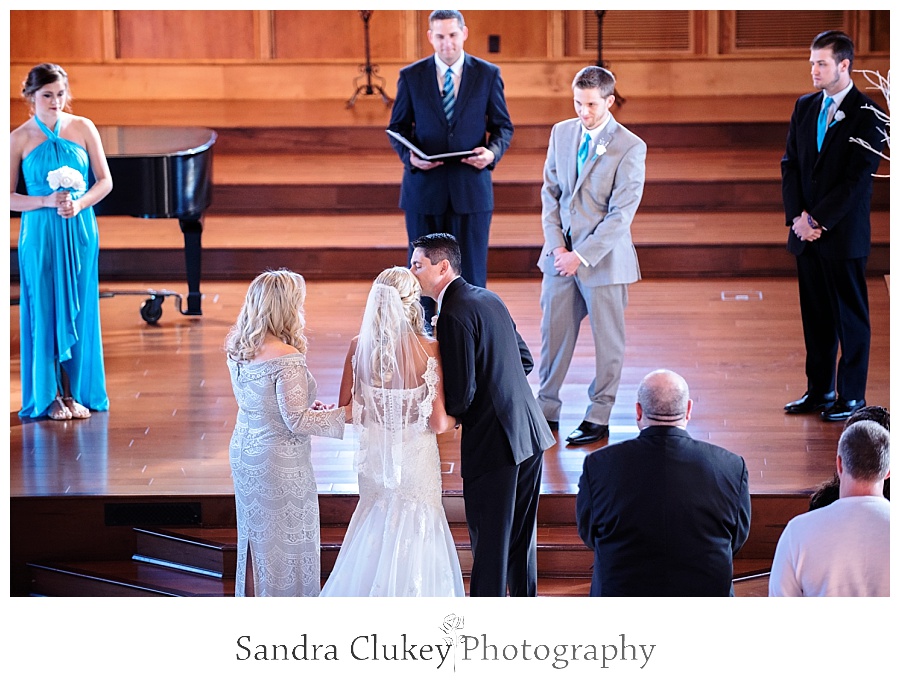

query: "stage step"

left=25, top=491, right=599, bottom=596
left=210, top=121, right=794, bottom=155
left=205, top=148, right=803, bottom=216
left=133, top=526, right=237, bottom=578
left=28, top=560, right=234, bottom=597
left=9, top=210, right=890, bottom=282
left=27, top=537, right=771, bottom=597
left=26, top=492, right=777, bottom=597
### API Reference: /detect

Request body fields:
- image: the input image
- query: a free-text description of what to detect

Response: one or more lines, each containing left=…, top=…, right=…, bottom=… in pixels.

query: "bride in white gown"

left=320, top=267, right=465, bottom=597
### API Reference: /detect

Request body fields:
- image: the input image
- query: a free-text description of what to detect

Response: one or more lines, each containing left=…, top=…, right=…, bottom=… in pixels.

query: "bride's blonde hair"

left=225, top=269, right=308, bottom=361
left=375, top=267, right=425, bottom=335
left=364, top=267, right=425, bottom=387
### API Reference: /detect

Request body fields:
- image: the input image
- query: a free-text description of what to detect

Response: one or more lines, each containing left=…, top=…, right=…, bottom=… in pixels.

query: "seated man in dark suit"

left=576, top=369, right=751, bottom=596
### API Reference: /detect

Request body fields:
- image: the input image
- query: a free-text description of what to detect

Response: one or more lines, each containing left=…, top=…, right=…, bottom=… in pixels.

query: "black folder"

left=386, top=129, right=475, bottom=162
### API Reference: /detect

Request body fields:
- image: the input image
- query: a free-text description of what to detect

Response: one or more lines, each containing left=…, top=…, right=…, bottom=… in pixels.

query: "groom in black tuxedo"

left=410, top=233, right=555, bottom=596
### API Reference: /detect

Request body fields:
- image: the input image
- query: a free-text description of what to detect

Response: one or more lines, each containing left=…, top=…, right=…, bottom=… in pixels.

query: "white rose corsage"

left=831, top=110, right=846, bottom=126
left=431, top=315, right=439, bottom=329
left=47, top=166, right=87, bottom=192
left=592, top=138, right=610, bottom=161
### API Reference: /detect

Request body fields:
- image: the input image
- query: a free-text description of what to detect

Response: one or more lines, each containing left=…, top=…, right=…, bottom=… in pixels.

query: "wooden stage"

left=8, top=272, right=890, bottom=596
left=11, top=274, right=891, bottom=499
left=7, top=95, right=891, bottom=596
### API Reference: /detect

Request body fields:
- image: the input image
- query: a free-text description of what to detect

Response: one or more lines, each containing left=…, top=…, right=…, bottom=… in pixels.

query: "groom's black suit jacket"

left=436, top=277, right=554, bottom=480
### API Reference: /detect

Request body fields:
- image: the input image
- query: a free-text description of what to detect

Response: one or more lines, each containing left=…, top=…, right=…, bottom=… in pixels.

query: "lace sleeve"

left=276, top=362, right=344, bottom=439
left=418, top=356, right=439, bottom=431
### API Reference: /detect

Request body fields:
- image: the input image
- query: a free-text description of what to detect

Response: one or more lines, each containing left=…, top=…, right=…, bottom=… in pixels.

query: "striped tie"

left=442, top=69, right=455, bottom=122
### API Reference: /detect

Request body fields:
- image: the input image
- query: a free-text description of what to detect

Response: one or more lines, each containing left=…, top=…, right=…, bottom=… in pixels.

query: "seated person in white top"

left=769, top=420, right=890, bottom=596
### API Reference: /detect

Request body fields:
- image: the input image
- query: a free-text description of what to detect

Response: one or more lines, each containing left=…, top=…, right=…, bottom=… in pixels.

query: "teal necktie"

left=442, top=70, right=455, bottom=122
left=817, top=95, right=834, bottom=151
left=577, top=132, right=590, bottom=176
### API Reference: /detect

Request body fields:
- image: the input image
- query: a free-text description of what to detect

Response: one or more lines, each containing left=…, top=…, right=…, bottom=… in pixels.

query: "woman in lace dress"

left=320, top=267, right=465, bottom=596
left=226, top=269, right=346, bottom=596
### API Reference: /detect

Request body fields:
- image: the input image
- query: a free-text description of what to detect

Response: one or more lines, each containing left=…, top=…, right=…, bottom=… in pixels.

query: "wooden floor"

left=9, top=274, right=890, bottom=499
left=7, top=94, right=891, bottom=600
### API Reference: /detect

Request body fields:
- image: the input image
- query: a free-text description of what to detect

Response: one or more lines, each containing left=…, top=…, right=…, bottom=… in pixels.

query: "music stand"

left=347, top=10, right=393, bottom=108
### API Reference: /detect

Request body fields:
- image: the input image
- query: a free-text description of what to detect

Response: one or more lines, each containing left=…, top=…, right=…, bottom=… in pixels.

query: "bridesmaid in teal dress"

left=10, top=64, right=113, bottom=420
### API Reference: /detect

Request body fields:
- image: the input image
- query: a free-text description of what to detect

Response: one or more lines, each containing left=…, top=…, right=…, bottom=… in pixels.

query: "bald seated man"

left=576, top=369, right=752, bottom=596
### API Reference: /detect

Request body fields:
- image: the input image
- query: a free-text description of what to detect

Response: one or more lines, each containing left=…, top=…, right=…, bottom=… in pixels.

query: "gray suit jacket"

left=538, top=114, right=646, bottom=287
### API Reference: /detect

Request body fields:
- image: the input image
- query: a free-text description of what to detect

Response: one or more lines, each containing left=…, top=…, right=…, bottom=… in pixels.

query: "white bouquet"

left=47, top=166, right=87, bottom=192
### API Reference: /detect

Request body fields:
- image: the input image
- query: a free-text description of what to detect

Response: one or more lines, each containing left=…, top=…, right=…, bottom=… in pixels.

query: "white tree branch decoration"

left=849, top=69, right=890, bottom=177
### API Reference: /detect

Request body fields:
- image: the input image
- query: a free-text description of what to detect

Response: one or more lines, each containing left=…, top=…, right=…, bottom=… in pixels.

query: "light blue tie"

left=442, top=69, right=455, bottom=123
left=817, top=95, right=834, bottom=151
left=577, top=132, right=591, bottom=176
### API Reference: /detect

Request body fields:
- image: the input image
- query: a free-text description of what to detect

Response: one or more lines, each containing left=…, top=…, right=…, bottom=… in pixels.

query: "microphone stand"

left=347, top=10, right=393, bottom=108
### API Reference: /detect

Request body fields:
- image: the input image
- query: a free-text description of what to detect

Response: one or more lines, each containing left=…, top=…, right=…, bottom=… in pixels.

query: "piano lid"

left=93, top=126, right=217, bottom=219
left=98, top=126, right=217, bottom=158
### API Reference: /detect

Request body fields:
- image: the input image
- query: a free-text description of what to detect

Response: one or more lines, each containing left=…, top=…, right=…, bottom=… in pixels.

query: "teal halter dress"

left=18, top=117, right=108, bottom=418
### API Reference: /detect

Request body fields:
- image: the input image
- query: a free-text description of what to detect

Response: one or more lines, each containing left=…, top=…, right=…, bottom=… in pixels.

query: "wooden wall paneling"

left=399, top=9, right=420, bottom=62
left=547, top=10, right=566, bottom=60
left=725, top=10, right=848, bottom=53
left=413, top=10, right=551, bottom=60
left=255, top=10, right=274, bottom=60
left=858, top=9, right=891, bottom=53
left=116, top=10, right=257, bottom=60
left=101, top=10, right=117, bottom=61
left=571, top=9, right=696, bottom=59
left=272, top=10, right=407, bottom=61
left=464, top=10, right=551, bottom=60
left=9, top=10, right=106, bottom=64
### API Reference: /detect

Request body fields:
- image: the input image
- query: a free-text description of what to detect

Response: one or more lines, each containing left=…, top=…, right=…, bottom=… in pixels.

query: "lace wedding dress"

left=228, top=353, right=344, bottom=597
left=320, top=356, right=465, bottom=597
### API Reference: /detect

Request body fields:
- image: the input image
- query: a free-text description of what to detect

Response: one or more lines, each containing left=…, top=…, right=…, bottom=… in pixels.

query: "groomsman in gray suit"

left=537, top=66, right=647, bottom=446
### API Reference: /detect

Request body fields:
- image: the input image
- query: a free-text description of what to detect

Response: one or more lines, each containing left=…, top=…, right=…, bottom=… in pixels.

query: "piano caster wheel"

left=140, top=295, right=165, bottom=324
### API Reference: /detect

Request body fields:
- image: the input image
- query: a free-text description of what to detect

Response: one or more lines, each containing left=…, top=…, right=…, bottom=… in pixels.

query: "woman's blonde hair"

left=374, top=266, right=425, bottom=335
left=364, top=267, right=425, bottom=387
left=225, top=269, right=308, bottom=361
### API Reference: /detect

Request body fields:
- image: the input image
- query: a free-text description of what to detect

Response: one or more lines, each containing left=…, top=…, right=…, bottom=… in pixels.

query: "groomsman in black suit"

left=410, top=233, right=555, bottom=596
left=388, top=9, right=513, bottom=299
left=781, top=30, right=885, bottom=422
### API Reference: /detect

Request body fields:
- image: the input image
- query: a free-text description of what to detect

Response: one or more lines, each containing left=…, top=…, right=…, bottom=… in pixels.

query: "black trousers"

left=796, top=249, right=870, bottom=399
left=463, top=451, right=543, bottom=597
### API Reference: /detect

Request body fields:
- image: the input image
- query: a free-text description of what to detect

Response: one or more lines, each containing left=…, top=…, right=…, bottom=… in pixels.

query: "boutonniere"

left=431, top=315, right=439, bottom=329
left=591, top=138, right=610, bottom=161
left=830, top=111, right=846, bottom=127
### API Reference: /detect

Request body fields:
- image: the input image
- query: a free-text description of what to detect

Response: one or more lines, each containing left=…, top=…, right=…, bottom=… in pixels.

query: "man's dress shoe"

left=546, top=420, right=559, bottom=432
left=784, top=391, right=836, bottom=414
left=821, top=398, right=866, bottom=422
left=566, top=421, right=609, bottom=445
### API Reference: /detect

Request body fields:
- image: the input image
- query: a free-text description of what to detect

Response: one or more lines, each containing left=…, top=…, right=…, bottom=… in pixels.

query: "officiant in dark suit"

left=410, top=233, right=555, bottom=597
left=388, top=9, right=513, bottom=300
left=781, top=30, right=885, bottom=422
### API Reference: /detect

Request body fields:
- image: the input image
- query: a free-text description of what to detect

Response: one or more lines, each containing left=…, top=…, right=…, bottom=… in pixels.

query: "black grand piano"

left=93, top=125, right=216, bottom=322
